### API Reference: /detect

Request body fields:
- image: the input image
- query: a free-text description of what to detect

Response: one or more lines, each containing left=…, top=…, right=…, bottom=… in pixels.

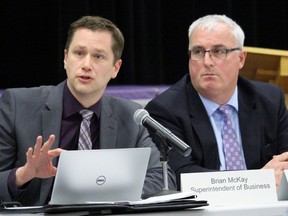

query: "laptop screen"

left=50, top=148, right=151, bottom=205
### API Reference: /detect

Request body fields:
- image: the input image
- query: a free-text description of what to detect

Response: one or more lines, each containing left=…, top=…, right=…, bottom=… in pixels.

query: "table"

left=1, top=201, right=287, bottom=216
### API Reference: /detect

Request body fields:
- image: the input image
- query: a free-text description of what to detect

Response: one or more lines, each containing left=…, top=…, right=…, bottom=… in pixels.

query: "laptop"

left=50, top=147, right=151, bottom=205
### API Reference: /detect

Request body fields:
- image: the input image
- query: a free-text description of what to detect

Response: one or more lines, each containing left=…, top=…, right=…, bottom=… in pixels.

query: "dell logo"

left=96, top=175, right=106, bottom=185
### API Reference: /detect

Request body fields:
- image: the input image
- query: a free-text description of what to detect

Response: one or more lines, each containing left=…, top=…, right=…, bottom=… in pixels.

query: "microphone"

left=134, top=109, right=192, bottom=157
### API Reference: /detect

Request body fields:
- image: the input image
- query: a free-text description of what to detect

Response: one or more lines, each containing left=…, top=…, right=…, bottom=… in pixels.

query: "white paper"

left=130, top=191, right=196, bottom=205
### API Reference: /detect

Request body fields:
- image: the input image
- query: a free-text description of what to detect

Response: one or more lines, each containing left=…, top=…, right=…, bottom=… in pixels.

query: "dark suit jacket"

left=145, top=74, right=288, bottom=189
left=0, top=81, right=176, bottom=206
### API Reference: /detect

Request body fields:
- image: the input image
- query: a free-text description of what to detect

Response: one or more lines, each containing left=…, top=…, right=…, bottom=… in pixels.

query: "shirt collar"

left=63, top=82, right=101, bottom=119
left=199, top=86, right=239, bottom=117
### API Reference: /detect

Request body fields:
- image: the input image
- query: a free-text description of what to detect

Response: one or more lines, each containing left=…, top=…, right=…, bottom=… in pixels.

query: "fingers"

left=278, top=152, right=288, bottom=162
left=273, top=152, right=288, bottom=162
left=49, top=148, right=63, bottom=158
left=51, top=167, right=58, bottom=176
left=40, top=134, right=56, bottom=153
left=26, top=147, right=33, bottom=160
left=27, top=134, right=56, bottom=159
left=32, top=136, right=43, bottom=156
left=263, top=152, right=288, bottom=171
left=272, top=152, right=288, bottom=172
left=284, top=162, right=288, bottom=170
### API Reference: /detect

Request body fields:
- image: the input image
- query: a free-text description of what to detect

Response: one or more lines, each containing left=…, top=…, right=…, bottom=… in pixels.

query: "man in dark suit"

left=0, top=16, right=176, bottom=206
left=145, top=14, right=288, bottom=190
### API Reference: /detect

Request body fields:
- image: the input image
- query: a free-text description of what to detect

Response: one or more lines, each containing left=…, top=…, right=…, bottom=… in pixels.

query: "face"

left=188, top=24, right=246, bottom=104
left=64, top=28, right=122, bottom=106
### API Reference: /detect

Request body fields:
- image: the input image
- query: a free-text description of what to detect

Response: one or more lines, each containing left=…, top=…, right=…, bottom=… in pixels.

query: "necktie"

left=218, top=105, right=245, bottom=170
left=78, top=109, right=94, bottom=150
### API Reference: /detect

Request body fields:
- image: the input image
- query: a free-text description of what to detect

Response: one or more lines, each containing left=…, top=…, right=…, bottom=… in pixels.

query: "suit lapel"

left=187, top=84, right=220, bottom=169
left=39, top=82, right=64, bottom=205
left=99, top=96, right=118, bottom=149
left=41, top=82, right=65, bottom=152
left=238, top=87, right=262, bottom=169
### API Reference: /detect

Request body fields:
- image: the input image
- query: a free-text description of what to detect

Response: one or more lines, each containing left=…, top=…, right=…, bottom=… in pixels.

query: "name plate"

left=277, top=170, right=288, bottom=200
left=181, top=169, right=277, bottom=206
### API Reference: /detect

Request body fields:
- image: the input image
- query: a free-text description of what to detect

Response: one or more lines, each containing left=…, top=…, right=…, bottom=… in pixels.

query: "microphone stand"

left=153, top=131, right=179, bottom=196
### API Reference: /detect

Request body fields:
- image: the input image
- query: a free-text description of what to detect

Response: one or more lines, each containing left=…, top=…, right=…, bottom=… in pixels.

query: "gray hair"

left=188, top=15, right=245, bottom=48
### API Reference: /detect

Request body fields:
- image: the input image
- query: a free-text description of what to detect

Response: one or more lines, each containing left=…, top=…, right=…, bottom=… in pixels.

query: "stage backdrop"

left=1, top=0, right=288, bottom=88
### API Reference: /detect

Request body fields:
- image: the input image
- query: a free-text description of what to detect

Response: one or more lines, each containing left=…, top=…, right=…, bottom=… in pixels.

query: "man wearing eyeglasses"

left=145, top=14, right=288, bottom=190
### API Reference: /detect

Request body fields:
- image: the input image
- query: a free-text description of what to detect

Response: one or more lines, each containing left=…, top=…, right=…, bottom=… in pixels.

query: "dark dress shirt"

left=60, top=83, right=101, bottom=150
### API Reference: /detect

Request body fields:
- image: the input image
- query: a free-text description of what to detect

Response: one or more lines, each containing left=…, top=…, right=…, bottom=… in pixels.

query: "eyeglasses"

left=188, top=47, right=241, bottom=60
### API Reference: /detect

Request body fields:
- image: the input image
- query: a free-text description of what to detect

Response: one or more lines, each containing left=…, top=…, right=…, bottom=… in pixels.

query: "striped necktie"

left=78, top=109, right=94, bottom=150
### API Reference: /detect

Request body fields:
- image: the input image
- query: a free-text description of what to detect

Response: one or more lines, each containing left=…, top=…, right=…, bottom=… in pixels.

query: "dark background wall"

left=1, top=0, right=288, bottom=88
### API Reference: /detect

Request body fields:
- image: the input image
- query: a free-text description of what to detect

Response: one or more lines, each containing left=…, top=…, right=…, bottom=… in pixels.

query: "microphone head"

left=133, top=109, right=149, bottom=125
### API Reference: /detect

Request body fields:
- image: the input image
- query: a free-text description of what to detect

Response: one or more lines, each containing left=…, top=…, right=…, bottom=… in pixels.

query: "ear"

left=111, top=59, right=122, bottom=79
left=63, top=49, right=68, bottom=69
left=239, top=50, right=247, bottom=69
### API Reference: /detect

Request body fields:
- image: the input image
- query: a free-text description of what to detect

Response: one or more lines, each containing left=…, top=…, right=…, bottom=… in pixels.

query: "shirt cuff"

left=8, top=168, right=29, bottom=200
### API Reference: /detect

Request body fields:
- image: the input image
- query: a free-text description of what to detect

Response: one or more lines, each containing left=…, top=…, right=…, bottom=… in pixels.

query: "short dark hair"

left=65, top=16, right=124, bottom=63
